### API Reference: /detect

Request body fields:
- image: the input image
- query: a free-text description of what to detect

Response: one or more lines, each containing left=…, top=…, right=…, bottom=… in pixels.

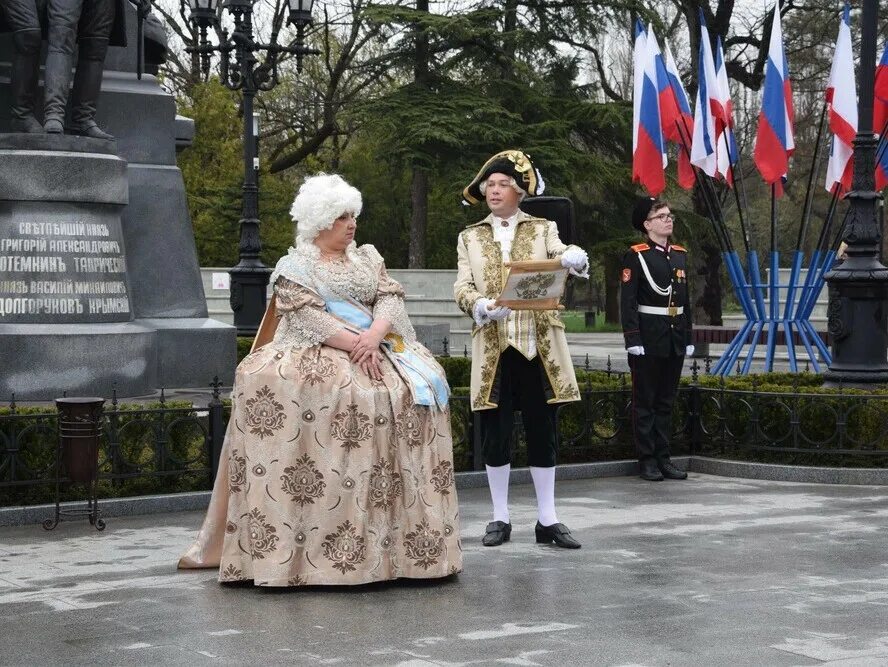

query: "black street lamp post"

left=823, top=0, right=888, bottom=387
left=187, top=0, right=318, bottom=336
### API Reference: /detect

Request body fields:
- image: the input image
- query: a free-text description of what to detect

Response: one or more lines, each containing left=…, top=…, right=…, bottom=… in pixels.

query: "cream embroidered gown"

left=178, top=244, right=462, bottom=586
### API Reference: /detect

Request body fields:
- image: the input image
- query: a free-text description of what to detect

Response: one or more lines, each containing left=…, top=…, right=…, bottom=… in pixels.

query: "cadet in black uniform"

left=620, top=197, right=693, bottom=481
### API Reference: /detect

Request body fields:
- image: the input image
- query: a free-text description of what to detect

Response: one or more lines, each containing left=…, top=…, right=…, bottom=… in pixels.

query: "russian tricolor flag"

left=825, top=3, right=857, bottom=195
left=754, top=1, right=794, bottom=193
left=690, top=12, right=719, bottom=178
left=875, top=41, right=888, bottom=190
left=656, top=37, right=696, bottom=190
left=632, top=20, right=667, bottom=196
left=875, top=41, right=888, bottom=137
left=714, top=36, right=739, bottom=186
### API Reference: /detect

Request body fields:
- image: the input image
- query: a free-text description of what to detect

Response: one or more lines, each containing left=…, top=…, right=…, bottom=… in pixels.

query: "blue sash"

left=278, top=258, right=449, bottom=408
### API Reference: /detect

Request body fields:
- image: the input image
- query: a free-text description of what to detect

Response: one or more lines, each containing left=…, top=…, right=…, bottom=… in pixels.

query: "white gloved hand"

left=560, top=247, right=589, bottom=278
left=685, top=345, right=695, bottom=357
left=473, top=298, right=511, bottom=326
left=627, top=346, right=645, bottom=356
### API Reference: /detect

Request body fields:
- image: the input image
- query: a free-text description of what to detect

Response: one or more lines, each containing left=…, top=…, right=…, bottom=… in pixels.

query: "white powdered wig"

left=290, top=173, right=363, bottom=245
left=479, top=176, right=527, bottom=202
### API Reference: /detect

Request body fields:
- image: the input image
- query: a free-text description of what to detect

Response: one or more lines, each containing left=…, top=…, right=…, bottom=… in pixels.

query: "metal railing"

left=3, top=361, right=887, bottom=506
left=0, top=379, right=229, bottom=506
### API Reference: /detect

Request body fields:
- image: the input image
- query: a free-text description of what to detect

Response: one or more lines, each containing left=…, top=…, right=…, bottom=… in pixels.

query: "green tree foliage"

left=177, top=80, right=298, bottom=266
left=347, top=0, right=638, bottom=271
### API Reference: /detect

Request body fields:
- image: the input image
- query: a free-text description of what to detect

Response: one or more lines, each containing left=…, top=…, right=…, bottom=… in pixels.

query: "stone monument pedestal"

left=0, top=7, right=237, bottom=400
left=0, top=134, right=235, bottom=399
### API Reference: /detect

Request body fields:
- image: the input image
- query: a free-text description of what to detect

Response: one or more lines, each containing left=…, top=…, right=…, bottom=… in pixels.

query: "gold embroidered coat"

left=453, top=211, right=582, bottom=411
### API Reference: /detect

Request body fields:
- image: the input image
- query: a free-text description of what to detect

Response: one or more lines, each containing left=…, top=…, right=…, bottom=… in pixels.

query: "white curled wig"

left=290, top=173, right=362, bottom=257
left=479, top=176, right=528, bottom=202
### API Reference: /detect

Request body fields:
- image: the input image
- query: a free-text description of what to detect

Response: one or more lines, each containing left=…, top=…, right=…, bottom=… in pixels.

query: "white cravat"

left=491, top=213, right=536, bottom=359
left=492, top=213, right=519, bottom=258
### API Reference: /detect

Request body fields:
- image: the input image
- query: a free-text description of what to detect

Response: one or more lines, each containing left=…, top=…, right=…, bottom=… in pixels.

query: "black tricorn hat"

left=631, top=196, right=658, bottom=232
left=462, top=150, right=545, bottom=205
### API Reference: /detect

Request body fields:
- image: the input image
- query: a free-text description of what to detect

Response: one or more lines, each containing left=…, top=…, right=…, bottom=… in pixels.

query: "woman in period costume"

left=178, top=174, right=461, bottom=586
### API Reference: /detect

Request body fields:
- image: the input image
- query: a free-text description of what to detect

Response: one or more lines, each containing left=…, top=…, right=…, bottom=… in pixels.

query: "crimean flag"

left=714, top=36, right=739, bottom=186
left=753, top=1, right=795, bottom=195
left=825, top=3, right=857, bottom=195
left=632, top=20, right=667, bottom=195
left=690, top=12, right=719, bottom=178
left=875, top=41, right=888, bottom=190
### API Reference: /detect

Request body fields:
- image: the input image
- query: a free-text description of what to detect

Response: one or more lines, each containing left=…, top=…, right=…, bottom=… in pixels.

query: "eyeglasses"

left=647, top=212, right=675, bottom=223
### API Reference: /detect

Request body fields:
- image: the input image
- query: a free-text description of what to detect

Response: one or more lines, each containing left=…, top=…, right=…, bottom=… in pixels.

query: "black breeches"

left=480, top=347, right=558, bottom=468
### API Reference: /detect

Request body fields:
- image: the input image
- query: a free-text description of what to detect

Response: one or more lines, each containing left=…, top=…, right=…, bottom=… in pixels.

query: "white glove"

left=627, top=346, right=645, bottom=356
left=473, top=298, right=511, bottom=326
left=560, top=247, right=589, bottom=278
left=685, top=345, right=695, bottom=357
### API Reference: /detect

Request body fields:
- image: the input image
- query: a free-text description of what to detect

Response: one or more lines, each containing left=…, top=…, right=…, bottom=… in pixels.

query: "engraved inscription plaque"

left=0, top=203, right=132, bottom=324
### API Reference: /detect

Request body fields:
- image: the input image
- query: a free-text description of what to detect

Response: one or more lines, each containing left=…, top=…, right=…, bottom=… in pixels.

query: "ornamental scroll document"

left=494, top=259, right=568, bottom=311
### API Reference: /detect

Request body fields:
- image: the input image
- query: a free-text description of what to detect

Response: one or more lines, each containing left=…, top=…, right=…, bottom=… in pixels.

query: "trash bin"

left=56, top=397, right=105, bottom=484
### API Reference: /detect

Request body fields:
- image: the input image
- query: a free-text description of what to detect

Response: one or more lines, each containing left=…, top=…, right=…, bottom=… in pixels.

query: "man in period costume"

left=620, top=196, right=693, bottom=482
left=454, top=149, right=588, bottom=549
left=0, top=0, right=132, bottom=138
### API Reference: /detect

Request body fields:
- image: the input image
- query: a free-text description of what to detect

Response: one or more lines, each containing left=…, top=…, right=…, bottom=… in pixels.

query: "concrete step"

left=389, top=269, right=458, bottom=300
left=208, top=309, right=233, bottom=325
left=403, top=296, right=465, bottom=315
left=201, top=268, right=482, bottom=355
left=408, top=312, right=474, bottom=328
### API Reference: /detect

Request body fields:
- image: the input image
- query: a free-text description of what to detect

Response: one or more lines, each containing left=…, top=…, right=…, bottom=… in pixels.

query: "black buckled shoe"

left=658, top=459, right=688, bottom=480
left=535, top=522, right=581, bottom=549
left=639, top=460, right=664, bottom=481
left=482, top=521, right=512, bottom=546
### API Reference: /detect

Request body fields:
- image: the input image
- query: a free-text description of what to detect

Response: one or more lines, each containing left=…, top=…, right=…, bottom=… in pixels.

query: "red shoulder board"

left=671, top=244, right=687, bottom=252
left=631, top=243, right=650, bottom=252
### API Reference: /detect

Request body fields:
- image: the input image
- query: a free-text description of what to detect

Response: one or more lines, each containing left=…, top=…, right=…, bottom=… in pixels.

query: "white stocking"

left=485, top=464, right=511, bottom=523
left=530, top=466, right=558, bottom=526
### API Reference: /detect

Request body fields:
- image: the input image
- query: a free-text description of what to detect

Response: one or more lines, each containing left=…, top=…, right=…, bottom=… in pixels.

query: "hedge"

left=4, top=360, right=887, bottom=507
left=0, top=401, right=218, bottom=507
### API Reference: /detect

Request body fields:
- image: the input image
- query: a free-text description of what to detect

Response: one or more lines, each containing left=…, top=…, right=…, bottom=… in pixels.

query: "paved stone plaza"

left=1, top=474, right=887, bottom=666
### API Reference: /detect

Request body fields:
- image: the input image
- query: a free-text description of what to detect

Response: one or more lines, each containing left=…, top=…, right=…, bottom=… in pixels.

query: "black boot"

left=66, top=39, right=114, bottom=141
left=639, top=459, right=664, bottom=481
left=43, top=46, right=75, bottom=134
left=658, top=459, right=688, bottom=480
left=9, top=30, right=44, bottom=134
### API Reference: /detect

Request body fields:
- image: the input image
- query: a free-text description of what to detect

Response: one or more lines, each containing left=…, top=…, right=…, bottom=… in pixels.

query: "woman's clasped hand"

left=350, top=328, right=385, bottom=380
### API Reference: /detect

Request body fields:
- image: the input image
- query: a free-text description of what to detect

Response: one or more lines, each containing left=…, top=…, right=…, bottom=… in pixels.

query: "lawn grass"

left=561, top=311, right=622, bottom=333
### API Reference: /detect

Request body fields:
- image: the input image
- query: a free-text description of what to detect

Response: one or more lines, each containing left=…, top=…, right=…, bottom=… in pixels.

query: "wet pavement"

left=1, top=474, right=887, bottom=666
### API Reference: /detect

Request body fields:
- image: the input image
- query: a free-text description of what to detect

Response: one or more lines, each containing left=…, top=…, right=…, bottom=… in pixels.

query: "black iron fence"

left=3, top=364, right=888, bottom=506
left=0, top=381, right=229, bottom=506
left=551, top=361, right=888, bottom=469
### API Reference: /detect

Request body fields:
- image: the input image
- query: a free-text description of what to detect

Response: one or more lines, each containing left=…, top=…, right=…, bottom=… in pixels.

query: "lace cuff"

left=367, top=248, right=415, bottom=341
left=374, top=293, right=416, bottom=342
left=272, top=277, right=345, bottom=348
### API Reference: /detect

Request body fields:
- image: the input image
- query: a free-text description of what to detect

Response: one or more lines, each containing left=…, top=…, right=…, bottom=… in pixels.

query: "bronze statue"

left=1, top=0, right=45, bottom=133
left=1, top=0, right=145, bottom=139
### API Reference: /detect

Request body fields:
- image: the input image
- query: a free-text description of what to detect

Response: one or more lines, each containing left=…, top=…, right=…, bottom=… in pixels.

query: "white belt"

left=638, top=305, right=683, bottom=316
